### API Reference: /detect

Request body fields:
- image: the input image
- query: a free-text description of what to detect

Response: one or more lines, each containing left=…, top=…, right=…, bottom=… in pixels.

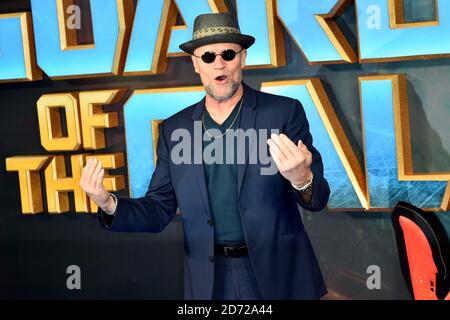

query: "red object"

left=399, top=216, right=438, bottom=300
left=392, top=201, right=450, bottom=300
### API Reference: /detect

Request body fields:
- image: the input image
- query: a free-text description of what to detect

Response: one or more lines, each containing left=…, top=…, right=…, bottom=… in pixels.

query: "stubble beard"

left=205, top=80, right=241, bottom=103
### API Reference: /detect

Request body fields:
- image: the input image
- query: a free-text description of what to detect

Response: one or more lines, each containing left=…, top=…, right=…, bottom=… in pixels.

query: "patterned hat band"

left=192, top=27, right=241, bottom=40
left=179, top=13, right=255, bottom=54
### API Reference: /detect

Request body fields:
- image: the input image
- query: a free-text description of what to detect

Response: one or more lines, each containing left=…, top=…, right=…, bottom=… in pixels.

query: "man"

left=80, top=13, right=330, bottom=300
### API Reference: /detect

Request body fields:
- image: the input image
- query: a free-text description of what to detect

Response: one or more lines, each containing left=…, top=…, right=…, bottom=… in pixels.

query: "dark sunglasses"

left=193, top=49, right=243, bottom=64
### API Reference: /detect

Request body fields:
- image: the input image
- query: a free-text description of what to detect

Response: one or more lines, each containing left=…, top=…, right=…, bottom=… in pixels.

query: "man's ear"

left=241, top=49, right=247, bottom=69
left=191, top=55, right=199, bottom=74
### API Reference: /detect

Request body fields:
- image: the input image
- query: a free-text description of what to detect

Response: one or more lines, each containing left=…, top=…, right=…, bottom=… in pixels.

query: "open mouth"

left=215, top=75, right=228, bottom=83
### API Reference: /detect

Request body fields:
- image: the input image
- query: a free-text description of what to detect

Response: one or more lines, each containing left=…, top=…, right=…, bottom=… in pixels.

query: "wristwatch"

left=291, top=174, right=313, bottom=193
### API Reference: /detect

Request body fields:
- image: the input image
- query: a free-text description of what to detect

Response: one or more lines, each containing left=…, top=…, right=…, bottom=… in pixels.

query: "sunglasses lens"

left=199, top=50, right=238, bottom=63
left=222, top=49, right=236, bottom=61
left=201, top=52, right=216, bottom=63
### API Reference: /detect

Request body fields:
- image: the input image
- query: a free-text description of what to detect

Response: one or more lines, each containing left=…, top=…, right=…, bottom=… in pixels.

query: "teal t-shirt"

left=202, top=97, right=245, bottom=246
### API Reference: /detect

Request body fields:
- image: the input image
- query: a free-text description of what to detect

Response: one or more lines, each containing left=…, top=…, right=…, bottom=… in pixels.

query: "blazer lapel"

left=237, top=83, right=258, bottom=200
left=190, top=97, right=213, bottom=219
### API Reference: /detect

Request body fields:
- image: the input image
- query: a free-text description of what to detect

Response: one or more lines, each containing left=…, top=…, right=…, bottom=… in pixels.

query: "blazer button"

left=209, top=256, right=214, bottom=263
left=207, top=219, right=213, bottom=226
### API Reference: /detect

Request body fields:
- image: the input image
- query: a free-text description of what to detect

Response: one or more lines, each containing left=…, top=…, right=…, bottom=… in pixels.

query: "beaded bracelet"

left=105, top=193, right=118, bottom=215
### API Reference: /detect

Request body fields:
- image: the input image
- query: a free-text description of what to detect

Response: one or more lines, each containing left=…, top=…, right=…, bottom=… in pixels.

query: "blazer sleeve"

left=284, top=99, right=330, bottom=211
left=97, top=121, right=178, bottom=232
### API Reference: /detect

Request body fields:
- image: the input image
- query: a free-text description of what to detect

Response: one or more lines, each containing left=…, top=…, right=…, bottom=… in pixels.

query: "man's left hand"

left=267, top=133, right=313, bottom=187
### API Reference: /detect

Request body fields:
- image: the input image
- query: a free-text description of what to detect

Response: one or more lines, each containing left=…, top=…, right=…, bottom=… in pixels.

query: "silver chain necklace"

left=202, top=97, right=244, bottom=139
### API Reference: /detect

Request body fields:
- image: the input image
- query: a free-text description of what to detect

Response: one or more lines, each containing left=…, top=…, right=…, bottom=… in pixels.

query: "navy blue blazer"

left=98, top=82, right=330, bottom=299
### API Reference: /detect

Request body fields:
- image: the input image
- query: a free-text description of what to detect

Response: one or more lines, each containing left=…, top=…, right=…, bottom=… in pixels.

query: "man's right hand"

left=80, top=158, right=115, bottom=213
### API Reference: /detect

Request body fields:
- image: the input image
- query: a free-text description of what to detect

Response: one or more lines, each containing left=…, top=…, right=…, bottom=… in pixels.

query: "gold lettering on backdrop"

left=265, top=0, right=286, bottom=68
left=358, top=75, right=450, bottom=211
left=44, top=154, right=85, bottom=213
left=6, top=153, right=125, bottom=214
left=37, top=93, right=83, bottom=151
left=261, top=79, right=368, bottom=210
left=57, top=0, right=95, bottom=51
left=42, top=153, right=125, bottom=213
left=125, top=0, right=179, bottom=75
left=7, top=91, right=126, bottom=214
left=5, top=82, right=449, bottom=213
left=442, top=184, right=450, bottom=211
left=5, top=156, right=51, bottom=214
left=0, top=12, right=42, bottom=83
left=243, top=0, right=286, bottom=69
left=388, top=0, right=439, bottom=29
left=52, top=0, right=134, bottom=79
left=314, top=0, right=357, bottom=63
left=79, top=90, right=124, bottom=149
left=277, top=0, right=357, bottom=64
